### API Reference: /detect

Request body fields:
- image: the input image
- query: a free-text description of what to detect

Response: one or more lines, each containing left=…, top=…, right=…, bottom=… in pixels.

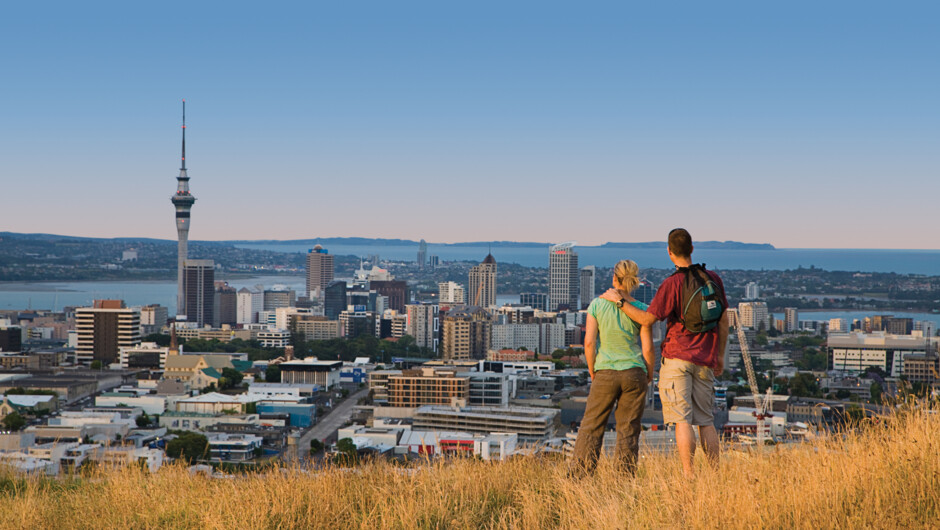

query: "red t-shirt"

left=647, top=268, right=728, bottom=368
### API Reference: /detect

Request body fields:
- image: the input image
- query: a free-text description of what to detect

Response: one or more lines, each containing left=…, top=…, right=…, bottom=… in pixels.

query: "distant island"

left=0, top=233, right=775, bottom=250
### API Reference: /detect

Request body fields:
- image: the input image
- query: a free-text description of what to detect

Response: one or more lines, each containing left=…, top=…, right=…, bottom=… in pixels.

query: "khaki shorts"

left=658, top=357, right=715, bottom=426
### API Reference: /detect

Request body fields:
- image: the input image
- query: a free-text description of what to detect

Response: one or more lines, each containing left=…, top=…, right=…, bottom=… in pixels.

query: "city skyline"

left=1, top=2, right=938, bottom=249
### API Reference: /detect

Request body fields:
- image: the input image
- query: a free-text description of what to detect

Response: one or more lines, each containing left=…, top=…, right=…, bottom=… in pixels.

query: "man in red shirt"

left=603, top=228, right=729, bottom=478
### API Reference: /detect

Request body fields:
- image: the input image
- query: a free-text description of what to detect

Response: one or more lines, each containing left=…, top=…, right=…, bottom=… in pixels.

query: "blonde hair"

left=613, top=259, right=640, bottom=293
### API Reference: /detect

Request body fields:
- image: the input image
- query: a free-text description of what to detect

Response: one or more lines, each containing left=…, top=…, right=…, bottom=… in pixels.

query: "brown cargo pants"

left=570, top=367, right=648, bottom=475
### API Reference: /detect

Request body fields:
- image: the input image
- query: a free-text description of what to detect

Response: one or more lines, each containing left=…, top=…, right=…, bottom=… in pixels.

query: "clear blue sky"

left=1, top=1, right=937, bottom=248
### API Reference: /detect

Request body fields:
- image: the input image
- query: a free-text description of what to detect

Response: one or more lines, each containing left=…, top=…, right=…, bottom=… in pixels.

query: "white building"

left=95, top=392, right=168, bottom=415
left=406, top=303, right=439, bottom=352
left=540, top=322, right=567, bottom=354
left=236, top=288, right=263, bottom=325
left=438, top=282, right=466, bottom=304
left=744, top=282, right=760, bottom=300
left=491, top=323, right=540, bottom=352
left=549, top=242, right=579, bottom=311
left=255, top=329, right=290, bottom=348
left=119, top=342, right=170, bottom=370
left=828, top=331, right=936, bottom=377
left=206, top=433, right=263, bottom=462
left=75, top=303, right=141, bottom=365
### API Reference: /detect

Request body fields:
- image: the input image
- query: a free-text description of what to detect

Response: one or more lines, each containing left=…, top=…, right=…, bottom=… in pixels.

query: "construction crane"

left=736, top=325, right=774, bottom=447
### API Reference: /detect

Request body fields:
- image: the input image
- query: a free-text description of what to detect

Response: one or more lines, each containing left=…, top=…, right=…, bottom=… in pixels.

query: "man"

left=603, top=228, right=729, bottom=478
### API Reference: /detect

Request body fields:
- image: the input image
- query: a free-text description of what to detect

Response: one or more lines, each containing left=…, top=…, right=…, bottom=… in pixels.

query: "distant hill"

left=0, top=233, right=774, bottom=250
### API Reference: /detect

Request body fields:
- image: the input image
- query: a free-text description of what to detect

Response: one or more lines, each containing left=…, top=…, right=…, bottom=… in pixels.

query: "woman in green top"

left=571, top=259, right=655, bottom=475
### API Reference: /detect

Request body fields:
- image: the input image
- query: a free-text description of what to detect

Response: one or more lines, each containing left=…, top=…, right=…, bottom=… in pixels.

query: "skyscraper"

left=183, top=260, right=215, bottom=327
left=438, top=281, right=466, bottom=304
left=417, top=239, right=427, bottom=269
left=784, top=307, right=799, bottom=333
left=549, top=242, right=579, bottom=311
left=406, top=303, right=439, bottom=352
left=468, top=253, right=497, bottom=307
left=306, top=245, right=334, bottom=299
left=170, top=100, right=196, bottom=319
left=579, top=266, right=596, bottom=309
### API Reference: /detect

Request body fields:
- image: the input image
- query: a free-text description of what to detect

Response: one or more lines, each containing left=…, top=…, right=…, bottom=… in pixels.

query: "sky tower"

left=171, top=100, right=196, bottom=319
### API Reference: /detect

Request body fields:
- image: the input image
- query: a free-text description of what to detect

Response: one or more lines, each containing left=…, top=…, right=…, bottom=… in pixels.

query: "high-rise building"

left=441, top=306, right=491, bottom=361
left=428, top=255, right=440, bottom=268
left=745, top=282, right=760, bottom=300
left=263, top=288, right=296, bottom=311
left=75, top=300, right=141, bottom=365
left=520, top=293, right=549, bottom=312
left=170, top=100, right=196, bottom=319
left=549, top=242, right=579, bottom=311
left=183, top=260, right=214, bottom=327
left=0, top=326, right=23, bottom=353
left=324, top=281, right=348, bottom=321
left=213, top=282, right=237, bottom=328
left=784, top=308, right=799, bottom=333
left=468, top=254, right=497, bottom=308
left=139, top=305, right=169, bottom=335
left=829, top=318, right=848, bottom=333
left=634, top=280, right=655, bottom=305
left=406, top=303, right=439, bottom=352
left=417, top=239, right=427, bottom=269
left=579, top=266, right=596, bottom=310
left=438, top=282, right=466, bottom=304
left=737, top=301, right=770, bottom=331
left=306, top=245, right=334, bottom=299
left=370, top=280, right=408, bottom=312
left=236, top=288, right=263, bottom=325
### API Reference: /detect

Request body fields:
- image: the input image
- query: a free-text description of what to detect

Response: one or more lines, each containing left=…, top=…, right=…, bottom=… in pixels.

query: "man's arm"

left=640, top=324, right=655, bottom=384
left=714, top=310, right=729, bottom=377
left=600, top=288, right=657, bottom=326
left=584, top=314, right=599, bottom=381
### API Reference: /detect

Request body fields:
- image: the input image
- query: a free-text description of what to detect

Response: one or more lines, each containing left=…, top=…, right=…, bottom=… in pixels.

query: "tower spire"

left=181, top=99, right=186, bottom=171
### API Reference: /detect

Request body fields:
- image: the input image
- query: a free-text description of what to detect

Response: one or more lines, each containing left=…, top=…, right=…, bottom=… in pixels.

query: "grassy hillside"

left=1, top=406, right=937, bottom=529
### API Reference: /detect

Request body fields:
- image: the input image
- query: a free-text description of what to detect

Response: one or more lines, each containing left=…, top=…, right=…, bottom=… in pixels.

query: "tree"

left=755, top=332, right=769, bottom=346
left=1, top=411, right=26, bottom=431
left=869, top=382, right=883, bottom=404
left=166, top=433, right=209, bottom=463
left=219, top=368, right=244, bottom=390
left=265, top=364, right=281, bottom=383
left=135, top=412, right=151, bottom=428
left=90, top=360, right=103, bottom=370
left=836, top=389, right=851, bottom=400
left=334, top=437, right=358, bottom=466
left=310, top=439, right=324, bottom=455
left=788, top=372, right=821, bottom=398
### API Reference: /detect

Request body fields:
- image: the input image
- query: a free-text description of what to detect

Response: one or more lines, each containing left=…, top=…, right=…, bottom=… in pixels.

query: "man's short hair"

left=668, top=228, right=693, bottom=258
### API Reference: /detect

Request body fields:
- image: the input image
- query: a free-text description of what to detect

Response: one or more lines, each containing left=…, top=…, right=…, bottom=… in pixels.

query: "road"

left=296, top=387, right=369, bottom=459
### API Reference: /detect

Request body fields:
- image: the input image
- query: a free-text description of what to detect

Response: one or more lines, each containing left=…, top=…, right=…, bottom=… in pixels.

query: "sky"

left=1, top=1, right=937, bottom=248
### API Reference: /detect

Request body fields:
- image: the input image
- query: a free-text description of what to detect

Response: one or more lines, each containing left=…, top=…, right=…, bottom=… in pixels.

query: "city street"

left=297, top=387, right=369, bottom=459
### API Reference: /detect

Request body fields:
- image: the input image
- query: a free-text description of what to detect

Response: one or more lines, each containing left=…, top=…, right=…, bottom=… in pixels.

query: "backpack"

left=673, top=264, right=725, bottom=333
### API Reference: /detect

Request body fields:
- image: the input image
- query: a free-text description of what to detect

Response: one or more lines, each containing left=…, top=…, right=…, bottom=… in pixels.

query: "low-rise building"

left=206, top=433, right=263, bottom=461
left=412, top=405, right=559, bottom=441
left=279, top=359, right=342, bottom=389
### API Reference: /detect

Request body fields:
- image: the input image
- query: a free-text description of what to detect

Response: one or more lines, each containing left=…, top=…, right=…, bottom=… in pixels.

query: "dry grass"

left=1, top=406, right=938, bottom=529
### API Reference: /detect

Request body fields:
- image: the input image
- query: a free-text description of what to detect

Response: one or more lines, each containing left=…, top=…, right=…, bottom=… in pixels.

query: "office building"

left=490, top=323, right=540, bottom=352
left=438, top=282, right=466, bottom=304
left=441, top=307, right=491, bottom=361
left=75, top=300, right=141, bottom=365
left=519, top=293, right=548, bottom=312
left=293, top=316, right=342, bottom=341
left=579, top=266, right=595, bottom=309
left=0, top=326, right=23, bottom=353
left=305, top=245, right=334, bottom=299
left=370, top=280, right=408, bottom=312
left=385, top=368, right=470, bottom=408
left=428, top=255, right=440, bottom=268
left=406, top=303, right=439, bottom=352
left=634, top=281, right=655, bottom=305
left=828, top=331, right=938, bottom=377
left=784, top=308, right=799, bottom=333
left=139, top=305, right=168, bottom=335
left=236, top=288, right=263, bottom=325
left=182, top=260, right=214, bottom=327
left=324, top=281, right=348, bottom=321
left=170, top=100, right=196, bottom=319
left=213, top=282, right=237, bottom=328
left=549, top=242, right=579, bottom=311
left=412, top=405, right=560, bottom=441
left=468, top=254, right=497, bottom=308
left=417, top=239, right=427, bottom=269
left=829, top=318, right=848, bottom=333
left=279, top=359, right=343, bottom=389
left=263, top=288, right=295, bottom=311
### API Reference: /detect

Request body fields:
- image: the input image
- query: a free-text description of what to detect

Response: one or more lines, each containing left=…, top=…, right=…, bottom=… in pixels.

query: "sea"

left=2, top=245, right=940, bottom=322
left=237, top=243, right=940, bottom=274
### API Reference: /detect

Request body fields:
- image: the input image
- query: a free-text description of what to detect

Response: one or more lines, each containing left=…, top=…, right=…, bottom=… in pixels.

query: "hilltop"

left=0, top=407, right=937, bottom=529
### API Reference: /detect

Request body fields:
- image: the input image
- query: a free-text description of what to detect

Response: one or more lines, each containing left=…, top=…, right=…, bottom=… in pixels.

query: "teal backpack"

left=674, top=264, right=725, bottom=333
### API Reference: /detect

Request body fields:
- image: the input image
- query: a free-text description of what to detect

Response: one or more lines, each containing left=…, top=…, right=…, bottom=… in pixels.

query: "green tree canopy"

left=166, top=433, right=209, bottom=463
left=2, top=411, right=26, bottom=431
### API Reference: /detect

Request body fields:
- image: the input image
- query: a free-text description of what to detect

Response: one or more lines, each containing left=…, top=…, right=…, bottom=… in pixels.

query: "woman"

left=571, top=259, right=654, bottom=475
